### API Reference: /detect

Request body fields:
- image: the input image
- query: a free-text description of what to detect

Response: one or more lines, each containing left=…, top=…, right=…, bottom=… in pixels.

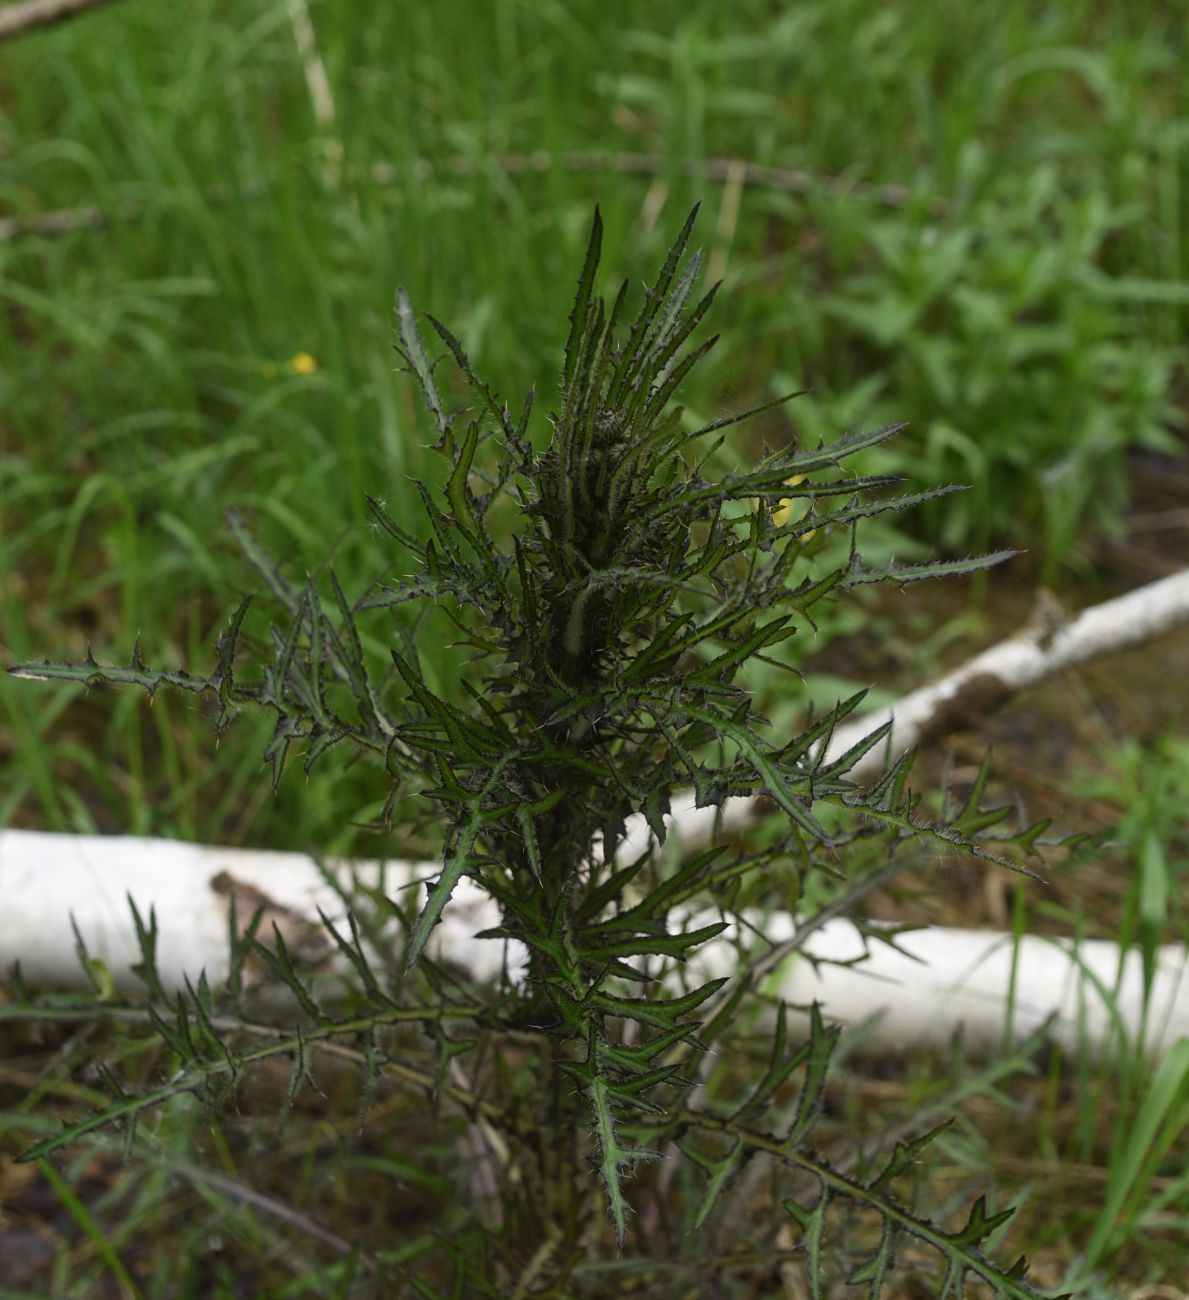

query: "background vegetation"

left=1, top=0, right=1186, bottom=1295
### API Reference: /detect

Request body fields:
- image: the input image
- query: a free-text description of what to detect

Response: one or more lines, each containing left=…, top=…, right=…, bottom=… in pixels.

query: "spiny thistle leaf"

left=127, top=896, right=167, bottom=1004
left=406, top=801, right=490, bottom=968
left=846, top=549, right=1018, bottom=589
left=585, top=1072, right=660, bottom=1247
left=786, top=1003, right=841, bottom=1147
left=784, top=1190, right=830, bottom=1300
left=564, top=205, right=603, bottom=390
left=686, top=1139, right=744, bottom=1229
left=395, top=286, right=451, bottom=445
left=731, top=1001, right=811, bottom=1123
left=7, top=654, right=211, bottom=696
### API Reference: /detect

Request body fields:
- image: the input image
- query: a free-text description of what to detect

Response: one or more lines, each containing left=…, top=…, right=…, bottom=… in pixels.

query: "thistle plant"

left=9, top=208, right=1067, bottom=1297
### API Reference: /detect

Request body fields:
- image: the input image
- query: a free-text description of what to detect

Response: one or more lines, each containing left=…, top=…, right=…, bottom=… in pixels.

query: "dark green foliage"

left=9, top=209, right=1062, bottom=1295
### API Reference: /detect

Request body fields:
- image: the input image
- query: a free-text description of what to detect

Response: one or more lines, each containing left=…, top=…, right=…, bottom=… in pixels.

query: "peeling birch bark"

left=3, top=830, right=1185, bottom=1062
left=0, top=830, right=505, bottom=992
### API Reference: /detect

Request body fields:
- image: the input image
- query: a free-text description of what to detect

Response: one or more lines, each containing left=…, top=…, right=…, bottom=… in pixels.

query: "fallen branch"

left=622, top=569, right=1189, bottom=863
left=0, top=149, right=943, bottom=242
left=0, top=0, right=123, bottom=44
left=3, top=830, right=1185, bottom=1062
left=829, top=568, right=1189, bottom=782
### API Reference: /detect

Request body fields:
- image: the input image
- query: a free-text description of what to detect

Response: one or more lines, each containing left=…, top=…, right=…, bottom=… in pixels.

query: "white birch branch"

left=3, top=830, right=1185, bottom=1062
left=617, top=569, right=1189, bottom=864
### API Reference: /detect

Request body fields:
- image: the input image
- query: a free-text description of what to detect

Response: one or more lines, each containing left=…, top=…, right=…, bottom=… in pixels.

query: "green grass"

left=1023, top=736, right=1189, bottom=1290
left=3, top=0, right=1185, bottom=850
left=2, top=0, right=1188, bottom=1293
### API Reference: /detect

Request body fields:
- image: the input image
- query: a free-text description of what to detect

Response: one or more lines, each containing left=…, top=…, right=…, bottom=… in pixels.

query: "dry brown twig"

left=0, top=149, right=946, bottom=242
left=285, top=0, right=342, bottom=187
left=0, top=0, right=123, bottom=44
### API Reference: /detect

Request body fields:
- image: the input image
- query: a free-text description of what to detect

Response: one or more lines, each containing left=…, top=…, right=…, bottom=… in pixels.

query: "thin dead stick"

left=707, top=157, right=747, bottom=283
left=0, top=149, right=944, bottom=242
left=544, top=150, right=947, bottom=215
left=0, top=202, right=119, bottom=240
left=0, top=0, right=123, bottom=43
left=181, top=1164, right=380, bottom=1275
left=1125, top=506, right=1189, bottom=534
left=285, top=0, right=342, bottom=187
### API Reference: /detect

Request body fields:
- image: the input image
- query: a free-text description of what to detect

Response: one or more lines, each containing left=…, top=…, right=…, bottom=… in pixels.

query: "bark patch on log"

left=915, top=672, right=1012, bottom=745
left=209, top=870, right=333, bottom=979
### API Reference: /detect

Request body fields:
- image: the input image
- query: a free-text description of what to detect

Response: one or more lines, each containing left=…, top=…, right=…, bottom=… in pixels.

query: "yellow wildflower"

left=771, top=474, right=816, bottom=540
left=289, top=352, right=319, bottom=375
